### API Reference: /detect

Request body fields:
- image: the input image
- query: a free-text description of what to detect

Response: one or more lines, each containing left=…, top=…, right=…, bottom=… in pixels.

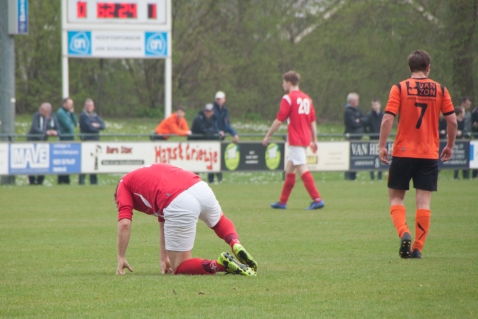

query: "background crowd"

left=27, top=88, right=478, bottom=186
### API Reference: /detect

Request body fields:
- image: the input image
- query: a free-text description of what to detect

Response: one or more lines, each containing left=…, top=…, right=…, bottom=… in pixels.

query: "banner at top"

left=67, top=30, right=168, bottom=58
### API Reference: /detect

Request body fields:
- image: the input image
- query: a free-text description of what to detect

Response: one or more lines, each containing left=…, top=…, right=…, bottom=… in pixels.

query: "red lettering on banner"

left=121, top=147, right=132, bottom=154
left=107, top=146, right=119, bottom=154
left=154, top=143, right=218, bottom=170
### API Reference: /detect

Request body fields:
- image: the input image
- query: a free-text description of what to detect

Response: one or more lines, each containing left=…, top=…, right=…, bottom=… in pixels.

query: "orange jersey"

left=385, top=78, right=454, bottom=159
left=155, top=113, right=190, bottom=139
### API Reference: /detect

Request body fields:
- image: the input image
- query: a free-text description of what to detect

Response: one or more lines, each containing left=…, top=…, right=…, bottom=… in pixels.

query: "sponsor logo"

left=406, top=81, right=437, bottom=97
left=224, top=143, right=240, bottom=171
left=145, top=32, right=168, bottom=56
left=68, top=31, right=91, bottom=55
left=154, top=143, right=218, bottom=170
left=106, top=146, right=132, bottom=154
left=265, top=143, right=281, bottom=170
left=306, top=155, right=318, bottom=165
left=10, top=144, right=49, bottom=169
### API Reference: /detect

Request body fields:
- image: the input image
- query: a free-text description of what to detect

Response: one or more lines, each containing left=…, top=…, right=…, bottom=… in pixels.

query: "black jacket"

left=365, top=110, right=383, bottom=140
left=472, top=107, right=478, bottom=134
left=344, top=105, right=368, bottom=139
left=27, top=112, right=60, bottom=141
left=188, top=110, right=219, bottom=140
left=79, top=111, right=105, bottom=141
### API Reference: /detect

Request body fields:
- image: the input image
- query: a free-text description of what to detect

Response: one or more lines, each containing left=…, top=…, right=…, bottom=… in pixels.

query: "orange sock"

left=390, top=205, right=409, bottom=238
left=412, top=209, right=431, bottom=252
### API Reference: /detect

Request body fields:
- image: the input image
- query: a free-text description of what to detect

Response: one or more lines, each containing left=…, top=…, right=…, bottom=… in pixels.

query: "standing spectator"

left=379, top=50, right=457, bottom=259
left=56, top=97, right=77, bottom=184
left=471, top=105, right=478, bottom=179
left=438, top=116, right=448, bottom=139
left=152, top=106, right=191, bottom=140
left=189, top=103, right=224, bottom=182
left=343, top=92, right=367, bottom=180
left=189, top=103, right=222, bottom=141
left=263, top=71, right=325, bottom=210
left=460, top=96, right=472, bottom=133
left=212, top=91, right=239, bottom=183
left=459, top=97, right=472, bottom=179
left=472, top=105, right=478, bottom=136
left=115, top=163, right=257, bottom=276
left=79, top=98, right=105, bottom=185
left=26, top=102, right=59, bottom=185
left=453, top=107, right=468, bottom=180
left=366, top=98, right=384, bottom=180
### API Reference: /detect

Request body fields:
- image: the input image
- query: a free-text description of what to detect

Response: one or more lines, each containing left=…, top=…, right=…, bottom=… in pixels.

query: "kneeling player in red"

left=115, top=163, right=257, bottom=276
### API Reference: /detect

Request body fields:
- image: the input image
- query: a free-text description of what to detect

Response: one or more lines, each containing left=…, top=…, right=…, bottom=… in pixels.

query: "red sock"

left=412, top=209, right=431, bottom=252
left=174, top=258, right=213, bottom=275
left=301, top=171, right=321, bottom=201
left=212, top=215, right=239, bottom=248
left=390, top=205, right=409, bottom=238
left=279, top=173, right=296, bottom=204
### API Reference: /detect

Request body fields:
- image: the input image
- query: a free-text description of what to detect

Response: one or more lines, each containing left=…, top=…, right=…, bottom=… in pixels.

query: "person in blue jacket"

left=26, top=102, right=60, bottom=185
left=212, top=91, right=239, bottom=183
left=79, top=98, right=105, bottom=185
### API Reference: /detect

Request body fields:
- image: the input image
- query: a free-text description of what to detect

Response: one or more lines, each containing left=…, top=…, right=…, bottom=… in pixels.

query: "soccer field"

left=1, top=173, right=477, bottom=318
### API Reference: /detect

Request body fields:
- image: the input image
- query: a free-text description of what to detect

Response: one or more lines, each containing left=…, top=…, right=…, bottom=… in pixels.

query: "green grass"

left=1, top=173, right=477, bottom=318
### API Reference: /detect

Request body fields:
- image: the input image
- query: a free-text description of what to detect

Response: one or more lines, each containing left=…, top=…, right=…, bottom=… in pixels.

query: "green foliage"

left=1, top=176, right=477, bottom=318
left=8, top=0, right=478, bottom=119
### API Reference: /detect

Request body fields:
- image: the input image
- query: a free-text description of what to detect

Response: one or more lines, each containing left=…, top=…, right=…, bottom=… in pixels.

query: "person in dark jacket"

left=366, top=99, right=384, bottom=180
left=79, top=98, right=105, bottom=185
left=189, top=103, right=222, bottom=141
left=343, top=92, right=368, bottom=180
left=56, top=97, right=77, bottom=184
left=212, top=91, right=238, bottom=183
left=26, top=102, right=60, bottom=185
left=189, top=103, right=223, bottom=182
left=453, top=107, right=468, bottom=180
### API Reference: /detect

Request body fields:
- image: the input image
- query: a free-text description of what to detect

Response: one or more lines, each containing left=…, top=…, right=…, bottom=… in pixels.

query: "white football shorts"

left=163, top=181, right=222, bottom=251
left=287, top=146, right=307, bottom=165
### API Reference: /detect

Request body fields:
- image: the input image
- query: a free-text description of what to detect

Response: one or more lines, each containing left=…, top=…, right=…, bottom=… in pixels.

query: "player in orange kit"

left=379, top=50, right=457, bottom=258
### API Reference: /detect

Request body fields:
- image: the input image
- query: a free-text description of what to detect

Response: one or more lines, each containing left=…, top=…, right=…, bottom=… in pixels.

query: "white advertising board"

left=0, top=144, right=9, bottom=175
left=285, top=142, right=350, bottom=171
left=67, top=30, right=168, bottom=58
left=81, top=141, right=221, bottom=173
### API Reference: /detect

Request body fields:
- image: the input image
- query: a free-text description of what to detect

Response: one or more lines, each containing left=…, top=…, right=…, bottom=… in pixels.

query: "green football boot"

left=218, top=252, right=256, bottom=276
left=233, top=243, right=258, bottom=271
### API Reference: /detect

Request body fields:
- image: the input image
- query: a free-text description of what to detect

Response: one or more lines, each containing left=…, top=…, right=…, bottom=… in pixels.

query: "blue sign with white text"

left=68, top=31, right=92, bottom=56
left=50, top=143, right=82, bottom=174
left=17, top=0, right=28, bottom=34
left=145, top=32, right=168, bottom=57
left=9, top=143, right=81, bottom=174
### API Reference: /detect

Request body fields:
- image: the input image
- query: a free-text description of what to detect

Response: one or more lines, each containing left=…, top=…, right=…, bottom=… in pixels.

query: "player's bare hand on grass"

left=161, top=259, right=173, bottom=274
left=440, top=146, right=453, bottom=162
left=116, top=259, right=133, bottom=275
left=379, top=147, right=389, bottom=164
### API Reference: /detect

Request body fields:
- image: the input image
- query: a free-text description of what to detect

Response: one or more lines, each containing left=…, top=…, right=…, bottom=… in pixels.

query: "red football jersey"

left=276, top=90, right=316, bottom=146
left=115, top=164, right=201, bottom=222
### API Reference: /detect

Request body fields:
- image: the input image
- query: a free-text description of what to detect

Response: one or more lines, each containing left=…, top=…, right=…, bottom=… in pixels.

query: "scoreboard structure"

left=61, top=0, right=173, bottom=117
left=66, top=0, right=168, bottom=27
